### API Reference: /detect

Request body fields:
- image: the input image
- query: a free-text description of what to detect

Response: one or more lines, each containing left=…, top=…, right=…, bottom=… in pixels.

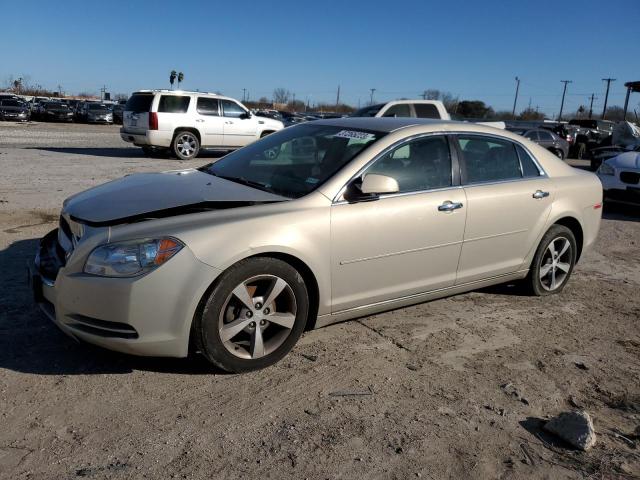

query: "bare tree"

left=273, top=88, right=290, bottom=104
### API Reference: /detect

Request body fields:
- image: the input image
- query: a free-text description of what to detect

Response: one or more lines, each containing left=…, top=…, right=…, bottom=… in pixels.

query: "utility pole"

left=601, top=78, right=616, bottom=119
left=335, top=85, right=340, bottom=108
left=512, top=76, right=520, bottom=116
left=588, top=93, right=596, bottom=119
left=242, top=88, right=246, bottom=102
left=420, top=90, right=427, bottom=100
left=57, top=84, right=63, bottom=97
left=558, top=80, right=572, bottom=121
left=369, top=88, right=376, bottom=105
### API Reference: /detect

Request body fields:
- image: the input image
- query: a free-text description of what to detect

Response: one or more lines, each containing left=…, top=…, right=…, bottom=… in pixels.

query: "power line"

left=558, top=80, right=572, bottom=121
left=601, top=78, right=616, bottom=119
left=512, top=76, right=520, bottom=116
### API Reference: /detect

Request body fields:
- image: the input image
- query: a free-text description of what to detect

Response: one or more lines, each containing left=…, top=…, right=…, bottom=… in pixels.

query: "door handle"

left=438, top=201, right=464, bottom=212
left=532, top=190, right=550, bottom=199
left=195, top=119, right=204, bottom=123
left=225, top=121, right=234, bottom=124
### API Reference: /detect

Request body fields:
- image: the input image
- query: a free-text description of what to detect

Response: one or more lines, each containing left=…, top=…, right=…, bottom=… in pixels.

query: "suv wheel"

left=194, top=257, right=309, bottom=373
left=172, top=131, right=200, bottom=160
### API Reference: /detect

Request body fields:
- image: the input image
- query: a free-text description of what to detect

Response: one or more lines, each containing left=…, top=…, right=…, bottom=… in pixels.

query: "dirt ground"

left=1, top=122, right=639, bottom=479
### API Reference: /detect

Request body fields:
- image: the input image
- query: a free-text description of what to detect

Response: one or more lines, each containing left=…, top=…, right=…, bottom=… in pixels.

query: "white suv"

left=120, top=90, right=284, bottom=159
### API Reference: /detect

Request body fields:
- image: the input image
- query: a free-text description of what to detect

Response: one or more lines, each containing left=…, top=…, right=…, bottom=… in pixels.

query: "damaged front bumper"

left=30, top=227, right=221, bottom=357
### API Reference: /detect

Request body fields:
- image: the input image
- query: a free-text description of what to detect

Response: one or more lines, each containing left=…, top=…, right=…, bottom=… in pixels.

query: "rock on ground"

left=544, top=410, right=596, bottom=451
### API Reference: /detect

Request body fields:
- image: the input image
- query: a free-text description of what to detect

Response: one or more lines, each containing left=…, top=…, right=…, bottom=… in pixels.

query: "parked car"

left=597, top=149, right=640, bottom=205
left=112, top=104, right=125, bottom=124
left=351, top=100, right=451, bottom=120
left=120, top=90, right=284, bottom=159
left=568, top=119, right=615, bottom=166
left=0, top=98, right=30, bottom=121
left=80, top=103, right=114, bottom=124
left=277, top=110, right=308, bottom=127
left=39, top=102, right=74, bottom=122
left=31, top=118, right=602, bottom=372
left=507, top=128, right=569, bottom=159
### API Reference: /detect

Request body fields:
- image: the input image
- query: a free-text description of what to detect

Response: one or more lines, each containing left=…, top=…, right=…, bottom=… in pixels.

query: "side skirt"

left=315, top=270, right=529, bottom=329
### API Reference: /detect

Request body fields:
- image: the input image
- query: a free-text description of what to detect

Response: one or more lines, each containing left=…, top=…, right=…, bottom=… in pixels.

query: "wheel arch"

left=553, top=216, right=584, bottom=262
left=172, top=126, right=202, bottom=144
left=190, top=251, right=321, bottom=354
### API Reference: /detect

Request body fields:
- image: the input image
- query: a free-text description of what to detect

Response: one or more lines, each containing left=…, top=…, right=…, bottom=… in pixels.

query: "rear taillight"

left=149, top=112, right=158, bottom=130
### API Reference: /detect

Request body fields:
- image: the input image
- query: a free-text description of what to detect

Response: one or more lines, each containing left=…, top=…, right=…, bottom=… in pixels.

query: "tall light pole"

left=558, top=80, right=572, bottom=121
left=512, top=76, right=520, bottom=117
left=242, top=88, right=246, bottom=102
left=369, top=88, right=376, bottom=105
left=601, top=78, right=616, bottom=119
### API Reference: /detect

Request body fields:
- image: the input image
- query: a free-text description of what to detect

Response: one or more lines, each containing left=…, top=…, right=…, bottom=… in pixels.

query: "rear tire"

left=525, top=225, right=577, bottom=296
left=172, top=130, right=200, bottom=160
left=194, top=257, right=309, bottom=373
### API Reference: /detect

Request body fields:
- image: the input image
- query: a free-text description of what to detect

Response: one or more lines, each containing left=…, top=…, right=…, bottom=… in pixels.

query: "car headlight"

left=84, top=237, right=183, bottom=277
left=598, top=162, right=615, bottom=176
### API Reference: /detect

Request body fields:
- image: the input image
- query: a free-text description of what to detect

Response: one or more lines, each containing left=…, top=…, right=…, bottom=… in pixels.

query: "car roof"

left=312, top=116, right=457, bottom=133
left=132, top=90, right=235, bottom=102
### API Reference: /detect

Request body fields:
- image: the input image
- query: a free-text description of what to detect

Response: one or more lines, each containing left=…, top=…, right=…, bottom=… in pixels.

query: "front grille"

left=66, top=314, right=139, bottom=339
left=620, top=171, right=640, bottom=185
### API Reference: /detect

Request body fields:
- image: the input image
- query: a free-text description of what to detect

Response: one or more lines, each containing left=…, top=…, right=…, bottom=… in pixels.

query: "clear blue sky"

left=1, top=0, right=638, bottom=116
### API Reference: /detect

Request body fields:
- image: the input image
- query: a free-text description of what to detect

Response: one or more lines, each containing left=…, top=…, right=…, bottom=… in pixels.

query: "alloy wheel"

left=539, top=236, right=572, bottom=291
left=218, top=275, right=297, bottom=359
left=177, top=133, right=197, bottom=157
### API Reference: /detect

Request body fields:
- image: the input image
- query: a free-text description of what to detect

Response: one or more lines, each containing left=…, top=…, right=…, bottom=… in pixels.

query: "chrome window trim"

left=454, top=131, right=547, bottom=185
left=332, top=130, right=547, bottom=204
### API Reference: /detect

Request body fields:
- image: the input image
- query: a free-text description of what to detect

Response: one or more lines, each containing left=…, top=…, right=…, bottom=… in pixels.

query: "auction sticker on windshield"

left=333, top=130, right=376, bottom=140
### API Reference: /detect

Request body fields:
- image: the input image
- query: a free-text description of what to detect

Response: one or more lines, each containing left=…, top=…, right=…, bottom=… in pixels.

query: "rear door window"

left=524, top=131, right=539, bottom=141
left=197, top=97, right=220, bottom=116
left=538, top=130, right=553, bottom=141
left=125, top=94, right=154, bottom=113
left=414, top=103, right=440, bottom=119
left=221, top=100, right=246, bottom=118
left=516, top=145, right=542, bottom=177
left=457, top=136, right=523, bottom=184
left=158, top=95, right=190, bottom=113
left=382, top=103, right=412, bottom=117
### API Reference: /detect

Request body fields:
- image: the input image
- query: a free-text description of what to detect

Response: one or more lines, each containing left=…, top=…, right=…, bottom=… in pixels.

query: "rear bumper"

left=30, top=228, right=221, bottom=357
left=120, top=128, right=172, bottom=147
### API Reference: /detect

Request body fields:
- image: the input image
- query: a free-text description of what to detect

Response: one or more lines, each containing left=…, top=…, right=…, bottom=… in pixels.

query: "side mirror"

left=361, top=174, right=399, bottom=195
left=240, top=111, right=252, bottom=119
left=344, top=174, right=399, bottom=202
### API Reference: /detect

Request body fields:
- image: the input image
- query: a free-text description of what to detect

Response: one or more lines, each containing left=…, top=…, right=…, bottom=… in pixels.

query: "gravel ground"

left=1, top=121, right=639, bottom=479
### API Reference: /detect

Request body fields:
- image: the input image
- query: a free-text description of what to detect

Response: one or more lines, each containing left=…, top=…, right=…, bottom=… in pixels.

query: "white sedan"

left=597, top=150, right=640, bottom=205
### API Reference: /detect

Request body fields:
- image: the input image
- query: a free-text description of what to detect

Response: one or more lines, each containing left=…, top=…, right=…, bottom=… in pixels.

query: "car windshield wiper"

left=211, top=173, right=279, bottom=195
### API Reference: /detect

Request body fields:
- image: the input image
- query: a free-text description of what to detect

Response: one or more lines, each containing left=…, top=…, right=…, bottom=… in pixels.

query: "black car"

left=39, top=102, right=74, bottom=122
left=112, top=103, right=125, bottom=124
left=568, top=119, right=615, bottom=167
left=0, top=99, right=31, bottom=122
left=506, top=127, right=570, bottom=160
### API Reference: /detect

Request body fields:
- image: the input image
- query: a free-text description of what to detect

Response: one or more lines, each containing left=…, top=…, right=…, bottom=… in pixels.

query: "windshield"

left=88, top=104, right=110, bottom=110
left=351, top=104, right=384, bottom=117
left=203, top=124, right=386, bottom=199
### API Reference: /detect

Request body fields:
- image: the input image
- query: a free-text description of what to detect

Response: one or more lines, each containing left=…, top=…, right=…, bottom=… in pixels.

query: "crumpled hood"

left=607, top=151, right=640, bottom=170
left=63, top=168, right=288, bottom=225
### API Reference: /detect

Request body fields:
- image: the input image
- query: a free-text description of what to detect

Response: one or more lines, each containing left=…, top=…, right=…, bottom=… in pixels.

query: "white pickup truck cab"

left=351, top=100, right=451, bottom=120
left=120, top=90, right=284, bottom=159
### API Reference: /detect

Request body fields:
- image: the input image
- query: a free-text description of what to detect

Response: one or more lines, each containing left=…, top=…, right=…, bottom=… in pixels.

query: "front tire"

left=172, top=130, right=200, bottom=160
left=194, top=257, right=309, bottom=373
left=526, top=225, right=577, bottom=296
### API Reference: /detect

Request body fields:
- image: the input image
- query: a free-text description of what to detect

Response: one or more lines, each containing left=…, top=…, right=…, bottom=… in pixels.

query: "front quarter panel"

left=107, top=192, right=333, bottom=316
